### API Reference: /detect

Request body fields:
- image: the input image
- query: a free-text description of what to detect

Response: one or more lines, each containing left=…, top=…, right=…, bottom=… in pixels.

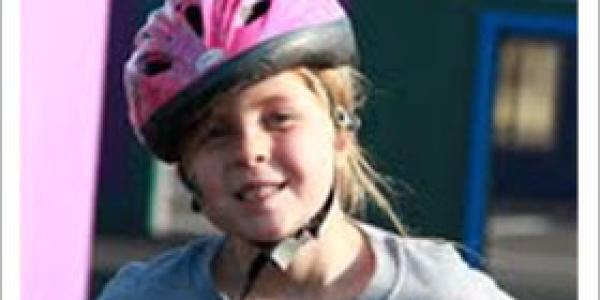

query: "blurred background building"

left=91, top=1, right=577, bottom=299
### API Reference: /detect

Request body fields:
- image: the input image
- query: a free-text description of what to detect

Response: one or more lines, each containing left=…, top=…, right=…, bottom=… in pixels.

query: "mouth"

left=234, top=181, right=287, bottom=203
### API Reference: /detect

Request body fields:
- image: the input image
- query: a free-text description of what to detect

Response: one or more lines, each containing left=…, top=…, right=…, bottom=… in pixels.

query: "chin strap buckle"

left=268, top=231, right=312, bottom=270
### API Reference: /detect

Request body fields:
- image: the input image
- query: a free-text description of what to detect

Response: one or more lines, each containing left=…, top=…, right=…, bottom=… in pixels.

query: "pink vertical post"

left=21, top=0, right=109, bottom=299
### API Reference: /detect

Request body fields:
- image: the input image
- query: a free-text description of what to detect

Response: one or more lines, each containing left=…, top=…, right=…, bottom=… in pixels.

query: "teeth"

left=238, top=185, right=280, bottom=202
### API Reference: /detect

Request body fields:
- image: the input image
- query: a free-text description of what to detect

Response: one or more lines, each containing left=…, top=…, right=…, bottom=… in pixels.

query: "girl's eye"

left=199, top=124, right=233, bottom=143
left=207, top=125, right=231, bottom=138
left=265, top=111, right=295, bottom=129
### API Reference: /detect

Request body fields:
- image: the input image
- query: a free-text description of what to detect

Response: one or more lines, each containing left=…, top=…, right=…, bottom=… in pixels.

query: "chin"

left=238, top=220, right=298, bottom=243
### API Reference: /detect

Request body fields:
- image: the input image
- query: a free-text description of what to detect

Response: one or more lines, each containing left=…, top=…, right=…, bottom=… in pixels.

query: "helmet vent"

left=244, top=0, right=270, bottom=25
left=184, top=5, right=204, bottom=37
left=138, top=52, right=172, bottom=76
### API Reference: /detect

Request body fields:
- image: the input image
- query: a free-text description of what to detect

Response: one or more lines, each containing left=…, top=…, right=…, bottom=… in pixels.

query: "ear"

left=334, top=131, right=351, bottom=153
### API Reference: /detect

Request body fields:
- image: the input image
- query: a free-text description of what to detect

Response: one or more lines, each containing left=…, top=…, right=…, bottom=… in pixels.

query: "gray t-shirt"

left=98, top=224, right=512, bottom=299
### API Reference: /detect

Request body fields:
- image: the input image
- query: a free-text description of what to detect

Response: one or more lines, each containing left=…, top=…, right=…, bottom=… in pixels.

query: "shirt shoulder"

left=358, top=223, right=513, bottom=300
left=97, top=235, right=225, bottom=300
left=400, top=238, right=513, bottom=299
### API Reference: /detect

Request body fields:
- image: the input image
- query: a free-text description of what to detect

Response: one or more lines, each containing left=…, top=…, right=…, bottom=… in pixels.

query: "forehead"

left=208, top=70, right=329, bottom=117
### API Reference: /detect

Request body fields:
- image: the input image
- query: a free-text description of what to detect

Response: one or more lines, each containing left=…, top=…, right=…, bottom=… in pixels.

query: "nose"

left=232, top=126, right=270, bottom=168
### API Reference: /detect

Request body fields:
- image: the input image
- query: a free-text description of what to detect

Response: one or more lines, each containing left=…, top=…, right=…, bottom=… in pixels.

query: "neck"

left=214, top=202, right=374, bottom=299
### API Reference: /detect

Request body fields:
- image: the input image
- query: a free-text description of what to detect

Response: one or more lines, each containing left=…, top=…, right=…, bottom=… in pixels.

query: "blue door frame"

left=463, top=11, right=576, bottom=267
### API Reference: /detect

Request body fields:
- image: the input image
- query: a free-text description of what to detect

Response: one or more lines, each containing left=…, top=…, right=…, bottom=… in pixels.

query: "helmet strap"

left=238, top=188, right=337, bottom=299
left=176, top=164, right=205, bottom=213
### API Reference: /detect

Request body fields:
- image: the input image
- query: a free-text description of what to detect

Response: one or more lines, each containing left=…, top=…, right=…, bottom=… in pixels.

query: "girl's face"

left=185, top=71, right=344, bottom=242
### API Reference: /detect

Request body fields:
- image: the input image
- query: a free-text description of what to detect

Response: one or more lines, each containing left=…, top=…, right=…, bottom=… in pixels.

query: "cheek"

left=279, top=127, right=336, bottom=187
left=191, top=157, right=232, bottom=225
left=305, top=124, right=336, bottom=165
left=189, top=154, right=226, bottom=200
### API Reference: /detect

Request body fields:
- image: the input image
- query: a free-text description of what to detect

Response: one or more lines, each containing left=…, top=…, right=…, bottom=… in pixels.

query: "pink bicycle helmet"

left=125, top=0, right=358, bottom=162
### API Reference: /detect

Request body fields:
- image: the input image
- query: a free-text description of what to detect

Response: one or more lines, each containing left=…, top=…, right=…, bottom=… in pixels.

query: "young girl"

left=99, top=0, right=513, bottom=299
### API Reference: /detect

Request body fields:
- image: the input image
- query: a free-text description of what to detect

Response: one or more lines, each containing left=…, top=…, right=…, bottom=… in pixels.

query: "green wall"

left=352, top=0, right=576, bottom=239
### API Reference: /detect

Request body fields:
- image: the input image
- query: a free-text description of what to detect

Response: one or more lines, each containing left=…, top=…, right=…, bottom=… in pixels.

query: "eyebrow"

left=197, top=95, right=287, bottom=128
left=294, top=69, right=330, bottom=103
left=242, top=94, right=292, bottom=111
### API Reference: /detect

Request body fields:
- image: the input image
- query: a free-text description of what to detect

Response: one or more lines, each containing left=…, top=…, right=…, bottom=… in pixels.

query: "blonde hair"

left=293, top=66, right=407, bottom=236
